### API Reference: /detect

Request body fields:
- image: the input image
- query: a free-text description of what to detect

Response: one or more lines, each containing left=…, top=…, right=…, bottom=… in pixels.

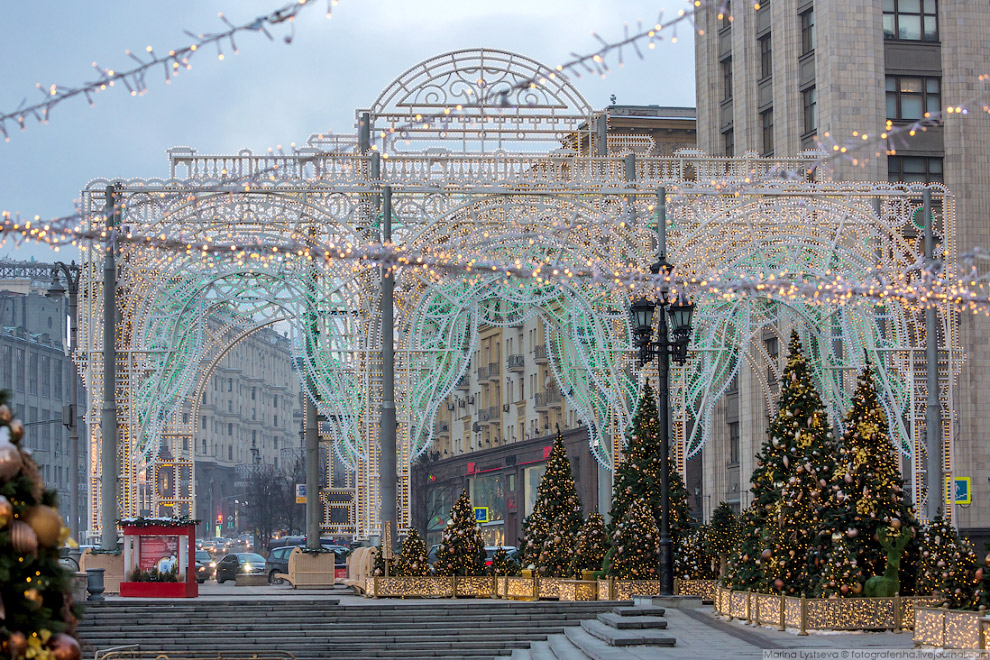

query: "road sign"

left=952, top=476, right=971, bottom=505
left=296, top=483, right=306, bottom=504
left=473, top=507, right=489, bottom=523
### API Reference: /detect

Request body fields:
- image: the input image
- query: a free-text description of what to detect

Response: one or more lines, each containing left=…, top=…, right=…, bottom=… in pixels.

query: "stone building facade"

left=694, top=1, right=990, bottom=540
left=0, top=264, right=87, bottom=535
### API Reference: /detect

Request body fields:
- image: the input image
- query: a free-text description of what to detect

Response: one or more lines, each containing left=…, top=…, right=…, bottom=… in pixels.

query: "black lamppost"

left=629, top=256, right=695, bottom=597
left=46, top=261, right=82, bottom=541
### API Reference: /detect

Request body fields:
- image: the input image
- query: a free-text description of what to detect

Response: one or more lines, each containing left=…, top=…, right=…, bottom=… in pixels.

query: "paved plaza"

left=84, top=583, right=924, bottom=660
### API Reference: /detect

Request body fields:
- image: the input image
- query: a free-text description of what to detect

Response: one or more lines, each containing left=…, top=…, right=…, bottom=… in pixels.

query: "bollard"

left=86, top=568, right=106, bottom=602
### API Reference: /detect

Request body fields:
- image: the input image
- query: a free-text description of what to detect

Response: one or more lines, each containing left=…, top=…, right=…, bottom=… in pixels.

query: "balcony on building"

left=534, top=387, right=563, bottom=411
left=533, top=345, right=549, bottom=364
left=506, top=354, right=525, bottom=372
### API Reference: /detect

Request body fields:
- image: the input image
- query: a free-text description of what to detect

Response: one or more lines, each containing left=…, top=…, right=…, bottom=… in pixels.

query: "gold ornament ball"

left=890, top=518, right=902, bottom=530
left=0, top=440, right=23, bottom=481
left=0, top=494, right=12, bottom=527
left=25, top=505, right=62, bottom=548
left=23, top=588, right=42, bottom=608
left=49, top=634, right=81, bottom=660
left=7, top=632, right=28, bottom=658
left=9, top=520, right=38, bottom=555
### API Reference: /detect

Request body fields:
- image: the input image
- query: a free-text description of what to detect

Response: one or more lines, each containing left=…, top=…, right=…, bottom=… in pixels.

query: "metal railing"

left=506, top=354, right=525, bottom=371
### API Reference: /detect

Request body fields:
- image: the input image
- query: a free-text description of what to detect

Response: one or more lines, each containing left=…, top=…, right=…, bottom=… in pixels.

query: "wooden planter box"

left=120, top=581, right=196, bottom=598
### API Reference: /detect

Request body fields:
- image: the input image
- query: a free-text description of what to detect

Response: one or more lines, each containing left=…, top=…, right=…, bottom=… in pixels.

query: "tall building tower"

left=695, top=1, right=990, bottom=540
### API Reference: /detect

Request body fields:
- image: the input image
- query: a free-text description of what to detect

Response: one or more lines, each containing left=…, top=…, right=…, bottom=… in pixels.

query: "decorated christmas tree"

left=0, top=396, right=81, bottom=660
left=537, top=514, right=581, bottom=577
left=569, top=512, right=609, bottom=578
left=916, top=515, right=978, bottom=608
left=518, top=429, right=583, bottom=570
left=675, top=525, right=717, bottom=580
left=973, top=549, right=990, bottom=609
left=605, top=499, right=660, bottom=579
left=813, top=364, right=917, bottom=591
left=705, top=502, right=738, bottom=577
left=608, top=382, right=691, bottom=549
left=814, top=531, right=865, bottom=597
left=433, top=490, right=487, bottom=577
left=394, top=528, right=430, bottom=577
left=488, top=547, right=520, bottom=576
left=724, top=507, right=767, bottom=590
left=759, top=332, right=836, bottom=595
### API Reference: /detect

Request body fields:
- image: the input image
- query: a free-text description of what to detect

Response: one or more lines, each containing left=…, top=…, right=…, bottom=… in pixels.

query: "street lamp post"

left=46, top=261, right=82, bottom=541
left=629, top=188, right=695, bottom=597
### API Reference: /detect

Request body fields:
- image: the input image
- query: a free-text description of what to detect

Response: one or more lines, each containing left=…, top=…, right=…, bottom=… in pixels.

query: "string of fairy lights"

left=0, top=0, right=335, bottom=141
left=1, top=0, right=989, bottom=316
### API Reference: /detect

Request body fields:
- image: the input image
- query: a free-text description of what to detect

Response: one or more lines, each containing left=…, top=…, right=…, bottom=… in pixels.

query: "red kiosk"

left=120, top=517, right=198, bottom=598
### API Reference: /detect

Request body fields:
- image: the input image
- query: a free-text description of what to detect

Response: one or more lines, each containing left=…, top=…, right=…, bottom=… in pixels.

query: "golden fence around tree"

left=363, top=575, right=719, bottom=600
left=914, top=606, right=990, bottom=649
left=714, top=585, right=943, bottom=632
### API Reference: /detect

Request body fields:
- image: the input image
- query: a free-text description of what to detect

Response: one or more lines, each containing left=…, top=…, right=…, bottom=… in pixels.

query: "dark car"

left=195, top=550, right=215, bottom=583
left=265, top=545, right=351, bottom=584
left=215, top=552, right=267, bottom=583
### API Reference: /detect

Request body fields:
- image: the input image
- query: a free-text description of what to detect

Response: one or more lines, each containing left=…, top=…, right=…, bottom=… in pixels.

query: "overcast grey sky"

left=0, top=0, right=696, bottom=263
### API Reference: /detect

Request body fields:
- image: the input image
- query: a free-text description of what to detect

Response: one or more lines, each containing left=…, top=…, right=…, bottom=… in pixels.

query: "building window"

left=883, top=0, right=938, bottom=42
left=202, top=416, right=206, bottom=430
left=761, top=109, right=774, bottom=155
left=228, top=446, right=233, bottom=460
left=228, top=378, right=232, bottom=392
left=886, top=76, right=940, bottom=121
left=719, top=0, right=732, bottom=30
left=728, top=422, right=740, bottom=465
left=202, top=439, right=206, bottom=453
left=723, top=129, right=735, bottom=157
left=888, top=156, right=943, bottom=183
left=274, top=414, right=278, bottom=427
left=800, top=8, right=815, bottom=54
left=802, top=87, right=817, bottom=134
left=182, top=412, right=189, bottom=423
left=759, top=34, right=772, bottom=80
left=28, top=353, right=38, bottom=394
left=722, top=58, right=733, bottom=101
left=228, top=423, right=233, bottom=436
left=251, top=387, right=256, bottom=400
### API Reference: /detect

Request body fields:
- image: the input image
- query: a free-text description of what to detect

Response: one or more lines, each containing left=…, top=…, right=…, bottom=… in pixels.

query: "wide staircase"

left=77, top=598, right=629, bottom=660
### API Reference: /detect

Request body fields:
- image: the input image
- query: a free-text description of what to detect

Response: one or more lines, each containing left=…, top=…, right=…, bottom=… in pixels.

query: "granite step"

left=597, top=612, right=668, bottom=629
left=579, top=619, right=676, bottom=647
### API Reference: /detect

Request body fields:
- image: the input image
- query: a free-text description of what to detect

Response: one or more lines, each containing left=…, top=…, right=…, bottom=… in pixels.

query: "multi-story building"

left=694, top=1, right=990, bottom=540
left=413, top=107, right=698, bottom=546
left=0, top=263, right=87, bottom=535
left=192, top=319, right=303, bottom=539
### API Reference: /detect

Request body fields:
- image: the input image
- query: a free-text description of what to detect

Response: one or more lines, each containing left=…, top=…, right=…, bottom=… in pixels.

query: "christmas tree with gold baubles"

left=813, top=364, right=917, bottom=596
left=916, top=515, right=978, bottom=609
left=0, top=394, right=81, bottom=660
left=393, top=528, right=430, bottom=577
left=568, top=512, right=609, bottom=578
left=605, top=499, right=660, bottom=579
left=433, top=490, right=486, bottom=576
left=518, top=429, right=582, bottom=572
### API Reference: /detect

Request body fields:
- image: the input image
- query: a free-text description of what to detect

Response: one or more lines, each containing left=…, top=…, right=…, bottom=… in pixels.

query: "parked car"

left=195, top=550, right=215, bottom=583
left=214, top=552, right=267, bottom=583
left=265, top=545, right=351, bottom=584
left=485, top=546, right=519, bottom=569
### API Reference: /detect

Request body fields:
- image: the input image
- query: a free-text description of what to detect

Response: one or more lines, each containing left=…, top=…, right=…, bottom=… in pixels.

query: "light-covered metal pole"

left=923, top=188, right=943, bottom=520
left=100, top=184, right=120, bottom=551
left=379, top=185, right=397, bottom=556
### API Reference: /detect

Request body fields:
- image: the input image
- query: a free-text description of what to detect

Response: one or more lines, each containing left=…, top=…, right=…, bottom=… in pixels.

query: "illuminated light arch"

left=74, top=50, right=961, bottom=541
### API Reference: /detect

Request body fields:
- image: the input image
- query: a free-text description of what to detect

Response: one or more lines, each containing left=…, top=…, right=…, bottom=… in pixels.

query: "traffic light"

left=217, top=514, right=223, bottom=524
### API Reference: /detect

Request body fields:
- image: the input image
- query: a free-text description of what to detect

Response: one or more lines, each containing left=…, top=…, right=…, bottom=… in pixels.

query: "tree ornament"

left=847, top=528, right=859, bottom=539
left=23, top=588, right=43, bottom=608
left=0, top=494, right=12, bottom=527
left=24, top=505, right=62, bottom=548
left=0, top=427, right=24, bottom=481
left=49, top=634, right=81, bottom=660
left=10, top=520, right=39, bottom=554
left=8, top=632, right=27, bottom=658
left=762, top=548, right=772, bottom=560
left=890, top=518, right=901, bottom=530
